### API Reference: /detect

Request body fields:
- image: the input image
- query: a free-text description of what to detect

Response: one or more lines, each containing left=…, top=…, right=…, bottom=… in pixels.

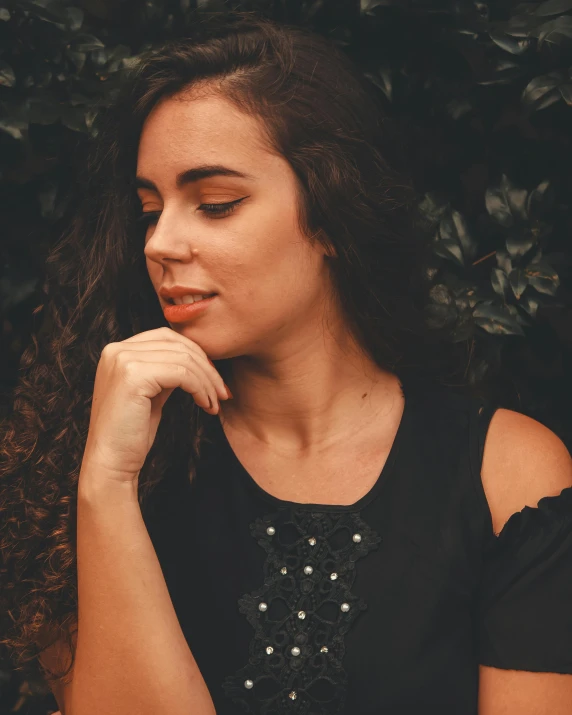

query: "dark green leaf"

left=473, top=301, right=526, bottom=336
left=66, top=49, right=86, bottom=72
left=522, top=71, right=565, bottom=106
left=0, top=118, right=25, bottom=140
left=495, top=248, right=513, bottom=274
left=71, top=33, right=105, bottom=52
left=60, top=106, right=87, bottom=132
left=91, top=49, right=109, bottom=67
left=506, top=226, right=537, bottom=258
left=364, top=66, right=392, bottom=101
left=491, top=267, right=510, bottom=299
left=525, top=261, right=560, bottom=295
left=432, top=208, right=477, bottom=267
left=424, top=302, right=457, bottom=330
left=485, top=174, right=528, bottom=227
left=508, top=267, right=528, bottom=298
left=121, top=55, right=145, bottom=70
left=450, top=314, right=475, bottom=343
left=106, top=44, right=131, bottom=73
left=433, top=234, right=464, bottom=267
left=489, top=32, right=532, bottom=54
left=18, top=0, right=68, bottom=24
left=505, top=13, right=542, bottom=37
left=536, top=15, right=572, bottom=48
left=429, top=284, right=453, bottom=305
left=478, top=58, right=525, bottom=86
left=64, top=6, right=83, bottom=31
left=527, top=180, right=553, bottom=216
left=558, top=83, right=572, bottom=104
left=534, top=0, right=572, bottom=17
left=38, top=182, right=57, bottom=217
left=446, top=98, right=474, bottom=120
left=518, top=291, right=540, bottom=317
left=418, top=193, right=449, bottom=223
left=534, top=87, right=562, bottom=110
left=0, top=61, right=15, bottom=87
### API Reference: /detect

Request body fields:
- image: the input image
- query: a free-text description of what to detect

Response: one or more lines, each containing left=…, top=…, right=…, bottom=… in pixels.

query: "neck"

left=218, top=336, right=401, bottom=456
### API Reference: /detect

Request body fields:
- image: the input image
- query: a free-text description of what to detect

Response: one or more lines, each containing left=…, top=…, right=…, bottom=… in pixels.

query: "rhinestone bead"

left=308, top=537, right=316, bottom=546
left=291, top=647, right=301, bottom=656
left=320, top=646, right=329, bottom=653
left=341, top=602, right=350, bottom=612
left=244, top=679, right=254, bottom=689
left=330, top=572, right=338, bottom=580
left=289, top=691, right=297, bottom=700
left=259, top=602, right=268, bottom=612
left=298, top=610, right=306, bottom=619
left=352, top=533, right=362, bottom=543
left=266, top=526, right=276, bottom=536
left=303, top=565, right=313, bottom=575
left=280, top=567, right=288, bottom=575
left=266, top=646, right=274, bottom=655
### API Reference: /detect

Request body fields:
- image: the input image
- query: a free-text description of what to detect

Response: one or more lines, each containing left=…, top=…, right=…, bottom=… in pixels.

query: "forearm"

left=72, top=469, right=216, bottom=715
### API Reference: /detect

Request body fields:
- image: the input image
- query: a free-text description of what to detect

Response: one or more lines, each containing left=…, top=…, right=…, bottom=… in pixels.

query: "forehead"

left=137, top=93, right=272, bottom=175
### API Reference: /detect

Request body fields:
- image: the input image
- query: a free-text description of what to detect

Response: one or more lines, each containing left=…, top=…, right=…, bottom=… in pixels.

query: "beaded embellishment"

left=221, top=507, right=382, bottom=714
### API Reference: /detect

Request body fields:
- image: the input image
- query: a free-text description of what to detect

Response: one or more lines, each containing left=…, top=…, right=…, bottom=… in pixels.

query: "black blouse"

left=142, top=375, right=572, bottom=715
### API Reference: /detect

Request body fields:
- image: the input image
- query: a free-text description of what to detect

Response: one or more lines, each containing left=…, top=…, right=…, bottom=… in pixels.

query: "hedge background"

left=1, top=0, right=571, bottom=712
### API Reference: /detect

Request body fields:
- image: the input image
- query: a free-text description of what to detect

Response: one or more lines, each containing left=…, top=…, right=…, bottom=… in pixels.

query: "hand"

left=80, top=327, right=230, bottom=484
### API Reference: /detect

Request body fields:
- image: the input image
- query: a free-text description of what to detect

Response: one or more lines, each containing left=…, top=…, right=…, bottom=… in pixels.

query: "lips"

left=163, top=294, right=217, bottom=323
left=159, top=285, right=217, bottom=302
left=165, top=293, right=217, bottom=305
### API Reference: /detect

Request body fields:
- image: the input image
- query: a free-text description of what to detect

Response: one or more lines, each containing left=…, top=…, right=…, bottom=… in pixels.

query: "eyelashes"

left=136, top=197, right=246, bottom=227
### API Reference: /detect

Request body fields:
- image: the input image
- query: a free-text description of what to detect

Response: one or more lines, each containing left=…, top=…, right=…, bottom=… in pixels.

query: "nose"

left=143, top=211, right=197, bottom=263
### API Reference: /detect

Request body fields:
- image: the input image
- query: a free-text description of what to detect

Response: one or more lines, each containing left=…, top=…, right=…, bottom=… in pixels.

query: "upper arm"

left=478, top=407, right=572, bottom=713
left=479, top=666, right=572, bottom=715
left=480, top=408, right=572, bottom=536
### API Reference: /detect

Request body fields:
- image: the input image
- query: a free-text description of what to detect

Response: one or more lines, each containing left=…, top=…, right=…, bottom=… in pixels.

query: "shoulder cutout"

left=480, top=408, right=572, bottom=536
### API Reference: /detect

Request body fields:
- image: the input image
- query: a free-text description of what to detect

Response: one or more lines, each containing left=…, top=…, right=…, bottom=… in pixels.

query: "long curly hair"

left=0, top=11, right=470, bottom=691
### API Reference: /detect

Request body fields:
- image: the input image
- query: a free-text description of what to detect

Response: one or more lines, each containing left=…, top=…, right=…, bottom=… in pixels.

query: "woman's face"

left=137, top=90, right=335, bottom=360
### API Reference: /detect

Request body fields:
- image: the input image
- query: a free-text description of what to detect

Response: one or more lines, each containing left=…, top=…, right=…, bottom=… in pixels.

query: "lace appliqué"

left=221, top=508, right=382, bottom=714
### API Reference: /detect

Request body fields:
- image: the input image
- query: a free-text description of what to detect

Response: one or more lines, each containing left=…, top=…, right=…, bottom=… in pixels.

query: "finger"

left=117, top=356, right=218, bottom=413
left=115, top=349, right=220, bottom=412
left=113, top=342, right=228, bottom=401
left=114, top=334, right=228, bottom=400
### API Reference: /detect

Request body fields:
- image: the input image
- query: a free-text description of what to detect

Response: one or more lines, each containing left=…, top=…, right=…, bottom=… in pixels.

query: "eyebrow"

left=135, top=164, right=255, bottom=192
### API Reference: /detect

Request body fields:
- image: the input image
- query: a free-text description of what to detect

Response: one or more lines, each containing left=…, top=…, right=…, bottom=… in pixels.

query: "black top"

left=142, top=375, right=572, bottom=715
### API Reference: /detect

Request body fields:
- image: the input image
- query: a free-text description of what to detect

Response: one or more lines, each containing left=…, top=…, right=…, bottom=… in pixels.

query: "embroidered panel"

left=221, top=507, right=382, bottom=714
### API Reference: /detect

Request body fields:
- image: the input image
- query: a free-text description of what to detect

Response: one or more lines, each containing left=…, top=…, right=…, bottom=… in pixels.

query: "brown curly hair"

left=0, top=11, right=468, bottom=694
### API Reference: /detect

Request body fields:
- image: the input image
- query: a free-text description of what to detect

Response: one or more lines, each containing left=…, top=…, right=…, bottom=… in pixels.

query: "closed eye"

left=136, top=197, right=247, bottom=226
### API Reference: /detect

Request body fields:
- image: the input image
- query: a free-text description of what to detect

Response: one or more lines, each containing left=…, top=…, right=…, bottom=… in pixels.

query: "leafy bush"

left=1, top=0, right=571, bottom=711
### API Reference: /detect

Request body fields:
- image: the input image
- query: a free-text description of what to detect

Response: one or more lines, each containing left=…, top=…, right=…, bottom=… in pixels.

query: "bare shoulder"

left=480, top=407, right=572, bottom=536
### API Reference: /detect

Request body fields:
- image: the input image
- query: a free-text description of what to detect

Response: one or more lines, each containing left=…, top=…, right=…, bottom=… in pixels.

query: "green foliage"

left=0, top=1, right=571, bottom=708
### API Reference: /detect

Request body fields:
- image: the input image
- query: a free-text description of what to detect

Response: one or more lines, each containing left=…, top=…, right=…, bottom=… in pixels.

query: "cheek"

left=146, top=257, right=161, bottom=286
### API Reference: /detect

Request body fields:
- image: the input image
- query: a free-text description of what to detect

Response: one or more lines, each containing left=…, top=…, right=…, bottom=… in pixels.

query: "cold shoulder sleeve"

left=474, top=402, right=572, bottom=673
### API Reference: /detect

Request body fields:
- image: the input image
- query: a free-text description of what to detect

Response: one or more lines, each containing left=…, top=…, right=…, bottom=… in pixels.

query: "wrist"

left=78, top=463, right=139, bottom=503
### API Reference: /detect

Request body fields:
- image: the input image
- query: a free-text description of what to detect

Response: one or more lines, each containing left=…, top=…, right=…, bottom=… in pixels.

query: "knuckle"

left=101, top=342, right=116, bottom=356
left=175, top=362, right=188, bottom=376
left=121, top=359, right=138, bottom=377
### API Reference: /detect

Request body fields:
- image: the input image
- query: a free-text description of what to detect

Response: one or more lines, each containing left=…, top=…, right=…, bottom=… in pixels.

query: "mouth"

left=164, top=293, right=217, bottom=305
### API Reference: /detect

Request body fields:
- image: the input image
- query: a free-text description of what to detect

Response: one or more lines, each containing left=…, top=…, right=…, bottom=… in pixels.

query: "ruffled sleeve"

left=477, top=485, right=572, bottom=673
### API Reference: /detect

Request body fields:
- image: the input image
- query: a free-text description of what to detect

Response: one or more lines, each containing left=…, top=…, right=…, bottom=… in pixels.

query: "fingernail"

left=223, top=382, right=233, bottom=399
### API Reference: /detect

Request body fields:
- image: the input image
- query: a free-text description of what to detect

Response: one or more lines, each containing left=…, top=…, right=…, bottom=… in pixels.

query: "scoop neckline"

left=208, top=376, right=411, bottom=513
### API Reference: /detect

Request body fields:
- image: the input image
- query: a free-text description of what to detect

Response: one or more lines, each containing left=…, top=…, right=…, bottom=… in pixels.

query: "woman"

left=1, top=12, right=572, bottom=715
